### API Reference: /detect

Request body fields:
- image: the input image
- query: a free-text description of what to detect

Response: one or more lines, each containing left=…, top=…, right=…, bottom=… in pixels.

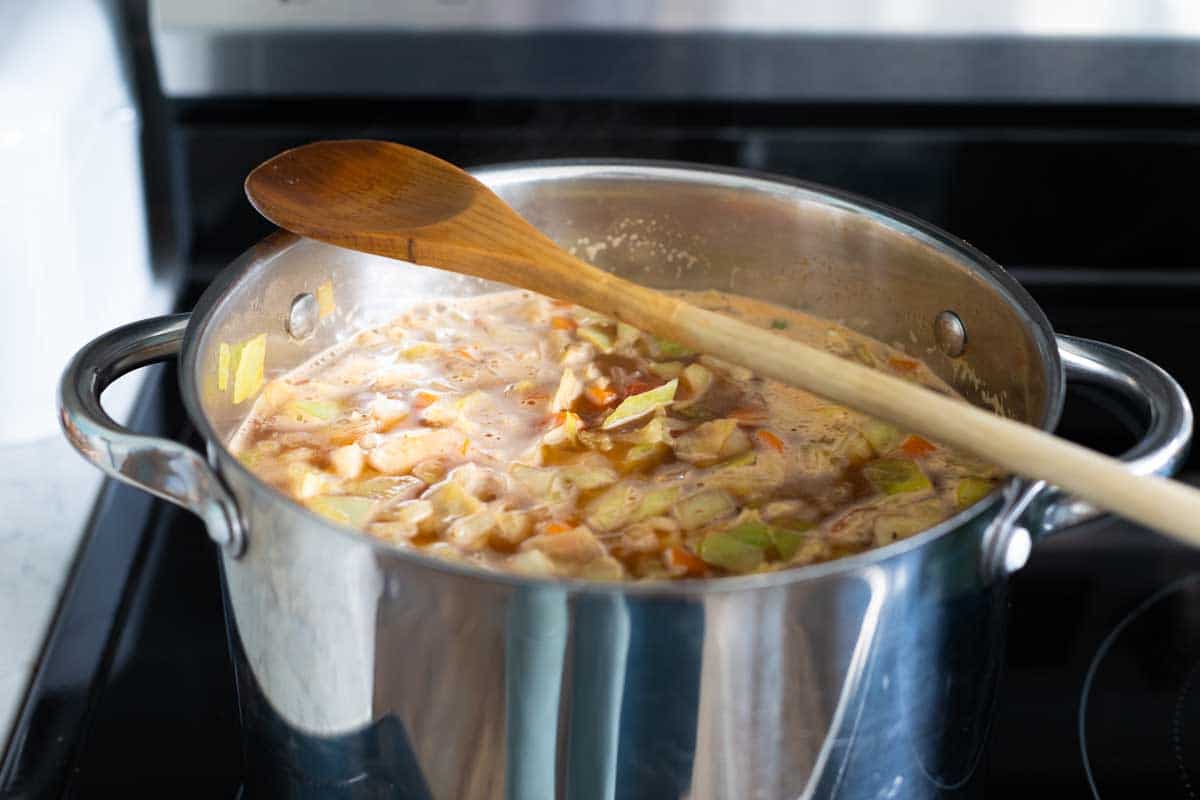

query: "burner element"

left=1082, top=574, right=1200, bottom=799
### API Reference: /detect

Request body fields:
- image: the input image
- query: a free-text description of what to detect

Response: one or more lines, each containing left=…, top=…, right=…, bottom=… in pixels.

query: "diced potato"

left=371, top=499, right=434, bottom=540
left=508, top=549, right=558, bottom=577
left=622, top=442, right=670, bottom=471
left=370, top=395, right=410, bottom=429
left=367, top=429, right=466, bottom=475
left=522, top=525, right=606, bottom=564
left=447, top=510, right=498, bottom=550
left=673, top=489, right=737, bottom=530
left=648, top=361, right=684, bottom=379
left=511, top=464, right=559, bottom=497
left=345, top=475, right=425, bottom=501
left=411, top=457, right=450, bottom=484
left=673, top=419, right=739, bottom=467
left=287, top=463, right=326, bottom=499
left=580, top=555, right=625, bottom=580
left=863, top=459, right=932, bottom=495
left=560, top=463, right=619, bottom=491
left=492, top=509, right=534, bottom=546
left=551, top=368, right=583, bottom=412
left=424, top=480, right=484, bottom=518
left=308, top=495, right=376, bottom=528
left=677, top=363, right=714, bottom=406
left=329, top=443, right=364, bottom=479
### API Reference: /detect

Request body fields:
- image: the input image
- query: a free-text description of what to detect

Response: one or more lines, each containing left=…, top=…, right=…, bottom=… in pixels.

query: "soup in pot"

left=232, top=290, right=1001, bottom=580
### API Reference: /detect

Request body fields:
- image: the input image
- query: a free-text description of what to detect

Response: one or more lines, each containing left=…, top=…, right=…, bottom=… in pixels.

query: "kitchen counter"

left=0, top=369, right=147, bottom=746
left=0, top=436, right=104, bottom=739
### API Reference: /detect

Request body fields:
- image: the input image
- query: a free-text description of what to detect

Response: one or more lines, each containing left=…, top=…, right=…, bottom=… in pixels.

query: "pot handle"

left=982, top=335, right=1192, bottom=577
left=58, top=314, right=246, bottom=556
left=1039, top=335, right=1193, bottom=532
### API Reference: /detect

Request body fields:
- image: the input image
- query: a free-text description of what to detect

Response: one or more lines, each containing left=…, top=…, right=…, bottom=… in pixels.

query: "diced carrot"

left=550, top=299, right=573, bottom=308
left=585, top=385, right=618, bottom=407
left=544, top=521, right=573, bottom=535
left=413, top=391, right=438, bottom=408
left=901, top=435, right=936, bottom=457
left=755, top=429, right=786, bottom=452
left=664, top=545, right=706, bottom=577
left=550, top=316, right=577, bottom=331
left=889, top=355, right=920, bottom=373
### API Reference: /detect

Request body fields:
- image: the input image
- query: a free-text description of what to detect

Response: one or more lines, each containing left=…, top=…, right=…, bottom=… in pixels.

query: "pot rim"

left=180, top=158, right=1064, bottom=596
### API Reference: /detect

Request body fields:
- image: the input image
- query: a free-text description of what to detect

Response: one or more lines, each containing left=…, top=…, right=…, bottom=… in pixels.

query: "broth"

left=232, top=290, right=1001, bottom=580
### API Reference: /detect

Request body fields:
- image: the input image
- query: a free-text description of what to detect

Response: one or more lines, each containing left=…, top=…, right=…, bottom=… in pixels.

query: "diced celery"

left=956, top=477, right=995, bottom=509
left=769, top=521, right=813, bottom=560
left=724, top=519, right=773, bottom=549
left=576, top=325, right=614, bottom=352
left=585, top=483, right=640, bottom=531
left=632, top=486, right=680, bottom=521
left=316, top=279, right=335, bottom=318
left=284, top=398, right=341, bottom=422
left=652, top=336, right=693, bottom=358
left=862, top=420, right=902, bottom=455
left=673, top=489, right=737, bottom=530
left=699, top=532, right=764, bottom=572
left=232, top=333, right=267, bottom=404
left=648, top=361, right=684, bottom=379
left=217, top=342, right=231, bottom=392
left=863, top=459, right=932, bottom=495
left=601, top=379, right=678, bottom=430
left=308, top=495, right=375, bottom=528
left=770, top=319, right=788, bottom=330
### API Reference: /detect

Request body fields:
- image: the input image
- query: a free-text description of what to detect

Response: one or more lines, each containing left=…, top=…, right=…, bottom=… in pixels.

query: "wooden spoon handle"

left=410, top=236, right=1200, bottom=544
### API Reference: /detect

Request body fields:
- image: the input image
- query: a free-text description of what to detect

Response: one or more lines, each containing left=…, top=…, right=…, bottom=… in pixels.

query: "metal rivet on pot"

left=933, top=310, right=966, bottom=357
left=287, top=293, right=320, bottom=340
left=1004, top=526, right=1033, bottom=573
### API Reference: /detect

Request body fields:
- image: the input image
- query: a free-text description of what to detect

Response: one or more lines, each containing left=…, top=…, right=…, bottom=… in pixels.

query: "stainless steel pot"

left=60, top=162, right=1192, bottom=799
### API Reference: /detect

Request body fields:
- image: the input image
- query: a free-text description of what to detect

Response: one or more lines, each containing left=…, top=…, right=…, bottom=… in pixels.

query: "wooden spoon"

left=245, top=139, right=1200, bottom=544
